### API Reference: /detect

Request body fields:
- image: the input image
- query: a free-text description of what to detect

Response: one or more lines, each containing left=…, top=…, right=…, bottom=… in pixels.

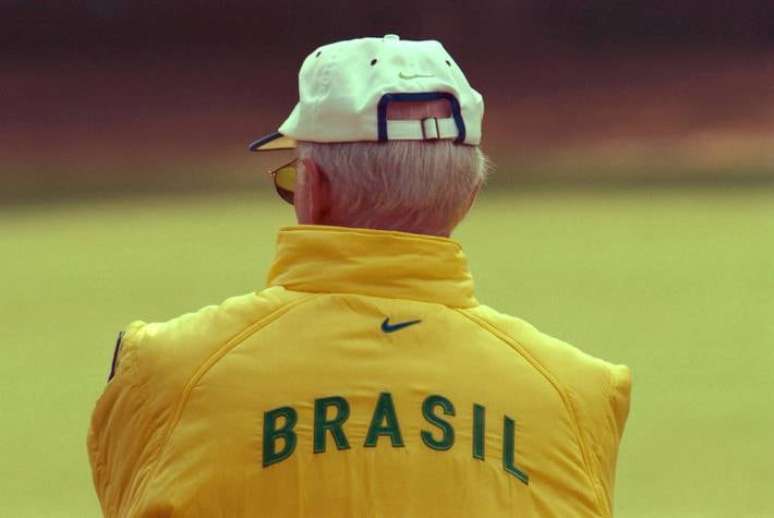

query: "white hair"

left=296, top=140, right=490, bottom=235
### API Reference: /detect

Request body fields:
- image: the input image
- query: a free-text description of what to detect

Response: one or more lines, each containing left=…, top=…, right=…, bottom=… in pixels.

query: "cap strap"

left=377, top=92, right=467, bottom=144
left=385, top=117, right=459, bottom=141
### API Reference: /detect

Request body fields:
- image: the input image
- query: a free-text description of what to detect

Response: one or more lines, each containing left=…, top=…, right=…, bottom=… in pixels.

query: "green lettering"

left=421, top=395, right=455, bottom=450
left=314, top=396, right=351, bottom=453
left=262, top=406, right=297, bottom=467
left=472, top=403, right=485, bottom=460
left=364, top=392, right=404, bottom=447
left=503, top=416, right=529, bottom=484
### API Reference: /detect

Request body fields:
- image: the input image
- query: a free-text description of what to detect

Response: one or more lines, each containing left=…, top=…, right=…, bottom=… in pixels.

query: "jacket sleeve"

left=87, top=320, right=166, bottom=517
left=597, top=363, right=632, bottom=513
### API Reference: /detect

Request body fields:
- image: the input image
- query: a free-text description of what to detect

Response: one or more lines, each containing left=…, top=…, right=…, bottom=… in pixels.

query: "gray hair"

left=296, top=140, right=490, bottom=235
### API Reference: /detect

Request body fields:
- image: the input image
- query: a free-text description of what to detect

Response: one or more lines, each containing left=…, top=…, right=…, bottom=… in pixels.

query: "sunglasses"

left=267, top=158, right=297, bottom=205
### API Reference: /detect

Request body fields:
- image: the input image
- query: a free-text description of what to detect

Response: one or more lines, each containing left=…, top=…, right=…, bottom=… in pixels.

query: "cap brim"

left=248, top=132, right=296, bottom=152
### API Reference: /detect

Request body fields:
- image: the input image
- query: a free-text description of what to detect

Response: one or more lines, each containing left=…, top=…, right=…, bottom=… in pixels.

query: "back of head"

left=297, top=100, right=490, bottom=237
left=249, top=35, right=489, bottom=236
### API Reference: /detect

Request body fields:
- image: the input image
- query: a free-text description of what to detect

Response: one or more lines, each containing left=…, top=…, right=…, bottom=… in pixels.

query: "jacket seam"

left=606, top=366, right=615, bottom=434
left=603, top=364, right=616, bottom=507
left=132, top=294, right=318, bottom=513
left=273, top=287, right=477, bottom=310
left=455, top=309, right=610, bottom=518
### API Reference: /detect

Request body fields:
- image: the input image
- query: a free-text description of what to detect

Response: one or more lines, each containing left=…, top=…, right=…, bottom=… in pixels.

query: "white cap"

left=249, top=34, right=484, bottom=151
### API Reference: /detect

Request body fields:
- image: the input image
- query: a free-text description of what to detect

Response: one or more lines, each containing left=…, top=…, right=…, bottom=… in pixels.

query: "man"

left=88, top=35, right=631, bottom=517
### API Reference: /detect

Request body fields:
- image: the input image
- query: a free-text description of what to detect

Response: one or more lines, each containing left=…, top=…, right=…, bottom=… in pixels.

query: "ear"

left=294, top=158, right=331, bottom=225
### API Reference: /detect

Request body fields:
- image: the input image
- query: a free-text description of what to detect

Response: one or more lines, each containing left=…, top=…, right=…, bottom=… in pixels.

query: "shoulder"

left=461, top=305, right=629, bottom=372
left=460, top=304, right=632, bottom=426
left=130, top=288, right=288, bottom=348
left=461, top=304, right=632, bottom=510
left=114, top=287, right=310, bottom=390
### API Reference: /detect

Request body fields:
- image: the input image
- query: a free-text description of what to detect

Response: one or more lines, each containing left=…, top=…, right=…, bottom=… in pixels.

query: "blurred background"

left=1, top=1, right=772, bottom=517
left=4, top=0, right=774, bottom=198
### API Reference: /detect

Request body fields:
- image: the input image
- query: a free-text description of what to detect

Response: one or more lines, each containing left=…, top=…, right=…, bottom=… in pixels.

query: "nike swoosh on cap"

left=398, top=72, right=435, bottom=80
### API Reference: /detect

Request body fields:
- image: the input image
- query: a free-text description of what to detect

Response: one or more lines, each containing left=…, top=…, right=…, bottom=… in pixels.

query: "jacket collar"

left=267, top=225, right=478, bottom=308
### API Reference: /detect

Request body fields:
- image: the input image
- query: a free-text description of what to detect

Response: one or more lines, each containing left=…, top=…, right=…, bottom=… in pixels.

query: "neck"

left=298, top=215, right=455, bottom=238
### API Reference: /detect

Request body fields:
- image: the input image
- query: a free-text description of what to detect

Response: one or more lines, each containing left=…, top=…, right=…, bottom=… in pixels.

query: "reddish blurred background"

left=2, top=1, right=774, bottom=202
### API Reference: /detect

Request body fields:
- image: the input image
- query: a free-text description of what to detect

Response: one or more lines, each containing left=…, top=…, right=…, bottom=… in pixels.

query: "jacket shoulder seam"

left=455, top=308, right=610, bottom=517
left=132, top=293, right=318, bottom=512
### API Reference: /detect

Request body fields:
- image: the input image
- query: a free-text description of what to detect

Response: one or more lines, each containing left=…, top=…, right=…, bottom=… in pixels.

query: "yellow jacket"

left=88, top=225, right=631, bottom=518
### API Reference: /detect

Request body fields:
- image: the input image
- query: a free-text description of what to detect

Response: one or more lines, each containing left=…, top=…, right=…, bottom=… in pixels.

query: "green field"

left=1, top=188, right=772, bottom=517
